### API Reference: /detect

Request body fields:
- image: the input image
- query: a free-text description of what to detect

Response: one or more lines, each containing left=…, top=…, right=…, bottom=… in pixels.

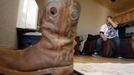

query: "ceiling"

left=36, top=0, right=134, bottom=13
left=94, top=0, right=134, bottom=13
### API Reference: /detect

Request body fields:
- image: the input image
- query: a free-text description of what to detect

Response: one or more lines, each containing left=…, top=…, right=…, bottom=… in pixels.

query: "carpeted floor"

left=74, top=63, right=134, bottom=75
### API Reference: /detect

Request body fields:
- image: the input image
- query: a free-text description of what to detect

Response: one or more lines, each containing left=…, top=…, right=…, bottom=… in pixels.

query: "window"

left=16, top=0, right=39, bottom=29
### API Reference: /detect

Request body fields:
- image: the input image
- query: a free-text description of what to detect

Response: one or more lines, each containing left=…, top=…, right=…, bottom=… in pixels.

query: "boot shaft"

left=38, top=0, right=81, bottom=49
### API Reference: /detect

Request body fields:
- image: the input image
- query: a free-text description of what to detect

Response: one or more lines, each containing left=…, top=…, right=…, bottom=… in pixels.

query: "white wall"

left=0, top=0, right=19, bottom=48
left=77, top=0, right=115, bottom=36
left=0, top=0, right=38, bottom=48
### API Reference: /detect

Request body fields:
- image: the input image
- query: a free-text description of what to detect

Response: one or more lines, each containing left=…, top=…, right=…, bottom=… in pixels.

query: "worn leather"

left=0, top=0, right=80, bottom=72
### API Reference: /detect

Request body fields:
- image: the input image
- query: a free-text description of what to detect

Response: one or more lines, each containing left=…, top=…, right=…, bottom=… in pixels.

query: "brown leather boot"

left=0, top=0, right=80, bottom=75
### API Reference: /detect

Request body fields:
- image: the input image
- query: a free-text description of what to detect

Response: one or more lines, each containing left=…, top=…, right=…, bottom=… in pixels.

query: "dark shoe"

left=92, top=52, right=99, bottom=56
left=117, top=56, right=123, bottom=59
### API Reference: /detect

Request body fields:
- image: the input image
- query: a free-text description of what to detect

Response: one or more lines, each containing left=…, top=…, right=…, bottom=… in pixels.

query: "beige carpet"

left=74, top=63, right=134, bottom=75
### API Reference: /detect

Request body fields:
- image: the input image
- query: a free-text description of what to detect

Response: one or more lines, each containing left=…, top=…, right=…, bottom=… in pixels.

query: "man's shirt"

left=100, top=24, right=119, bottom=39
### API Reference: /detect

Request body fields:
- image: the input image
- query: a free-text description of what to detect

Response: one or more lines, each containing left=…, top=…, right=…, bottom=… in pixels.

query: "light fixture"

left=111, top=0, right=116, bottom=2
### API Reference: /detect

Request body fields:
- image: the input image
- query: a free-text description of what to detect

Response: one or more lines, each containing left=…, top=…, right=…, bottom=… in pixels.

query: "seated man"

left=94, top=16, right=122, bottom=58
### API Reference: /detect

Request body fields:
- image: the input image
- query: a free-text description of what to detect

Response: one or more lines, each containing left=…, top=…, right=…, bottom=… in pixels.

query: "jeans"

left=96, top=37, right=121, bottom=57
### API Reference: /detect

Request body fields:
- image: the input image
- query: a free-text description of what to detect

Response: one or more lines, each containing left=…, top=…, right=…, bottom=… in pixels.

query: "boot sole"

left=0, top=65, right=73, bottom=75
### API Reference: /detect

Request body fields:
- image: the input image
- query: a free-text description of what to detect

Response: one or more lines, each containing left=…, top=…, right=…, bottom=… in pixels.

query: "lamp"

left=111, top=0, right=116, bottom=2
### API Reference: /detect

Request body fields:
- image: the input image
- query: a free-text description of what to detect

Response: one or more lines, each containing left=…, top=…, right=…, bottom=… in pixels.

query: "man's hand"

left=107, top=17, right=118, bottom=28
left=102, top=37, right=107, bottom=41
left=100, top=32, right=107, bottom=41
left=107, top=17, right=112, bottom=22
